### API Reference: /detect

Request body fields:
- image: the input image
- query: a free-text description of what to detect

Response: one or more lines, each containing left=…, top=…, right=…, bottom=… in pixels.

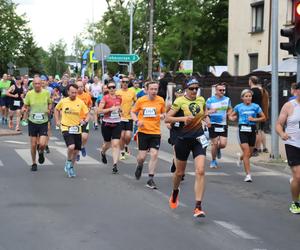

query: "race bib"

left=196, top=135, right=209, bottom=148
left=240, top=125, right=252, bottom=132
left=13, top=100, right=21, bottom=107
left=214, top=126, right=225, bottom=133
left=110, top=110, right=120, bottom=119
left=33, top=113, right=44, bottom=121
left=174, top=122, right=180, bottom=128
left=143, top=107, right=157, bottom=118
left=69, top=126, right=80, bottom=134
left=93, top=92, right=98, bottom=98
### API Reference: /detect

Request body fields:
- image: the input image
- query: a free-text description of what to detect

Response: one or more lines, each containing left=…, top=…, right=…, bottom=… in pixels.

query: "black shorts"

left=0, top=96, right=10, bottom=107
left=238, top=125, right=256, bottom=147
left=81, top=123, right=90, bottom=133
left=285, top=144, right=300, bottom=167
left=137, top=132, right=161, bottom=151
left=28, top=121, right=48, bottom=137
left=168, top=129, right=179, bottom=146
left=62, top=132, right=82, bottom=150
left=101, top=122, right=122, bottom=142
left=9, top=102, right=23, bottom=111
left=174, top=137, right=206, bottom=161
left=208, top=124, right=228, bottom=139
left=120, top=120, right=133, bottom=131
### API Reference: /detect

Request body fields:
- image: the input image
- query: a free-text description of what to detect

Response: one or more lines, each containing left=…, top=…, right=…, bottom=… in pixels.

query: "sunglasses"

left=218, top=89, right=226, bottom=92
left=108, top=86, right=116, bottom=90
left=122, top=80, right=129, bottom=83
left=188, top=87, right=199, bottom=91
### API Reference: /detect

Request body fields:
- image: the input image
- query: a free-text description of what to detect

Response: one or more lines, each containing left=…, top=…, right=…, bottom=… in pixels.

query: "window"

left=249, top=53, right=259, bottom=72
left=251, top=1, right=264, bottom=33
left=286, top=0, right=295, bottom=24
left=234, top=54, right=239, bottom=76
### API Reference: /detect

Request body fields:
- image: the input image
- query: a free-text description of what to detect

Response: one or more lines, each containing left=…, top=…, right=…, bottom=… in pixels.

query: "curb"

left=0, top=129, right=22, bottom=137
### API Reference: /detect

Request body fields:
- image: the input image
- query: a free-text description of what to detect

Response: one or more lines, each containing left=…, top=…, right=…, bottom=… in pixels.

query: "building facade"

left=227, top=0, right=294, bottom=75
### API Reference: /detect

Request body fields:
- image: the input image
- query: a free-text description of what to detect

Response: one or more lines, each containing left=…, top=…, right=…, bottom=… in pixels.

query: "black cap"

left=15, top=76, right=21, bottom=80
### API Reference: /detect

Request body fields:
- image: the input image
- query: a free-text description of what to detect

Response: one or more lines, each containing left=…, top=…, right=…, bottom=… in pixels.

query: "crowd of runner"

left=0, top=72, right=300, bottom=216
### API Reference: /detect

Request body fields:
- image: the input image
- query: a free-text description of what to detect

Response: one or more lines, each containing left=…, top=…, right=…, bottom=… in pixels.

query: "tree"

left=45, top=40, right=68, bottom=76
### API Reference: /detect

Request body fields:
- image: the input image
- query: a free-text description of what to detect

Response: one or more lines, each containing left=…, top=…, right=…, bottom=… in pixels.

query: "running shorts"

left=208, top=124, right=228, bottom=139
left=285, top=144, right=300, bottom=167
left=238, top=125, right=256, bottom=147
left=28, top=121, right=48, bottom=137
left=121, top=120, right=133, bottom=131
left=174, top=137, right=206, bottom=161
left=62, top=132, right=82, bottom=150
left=101, top=122, right=122, bottom=142
left=137, top=132, right=161, bottom=151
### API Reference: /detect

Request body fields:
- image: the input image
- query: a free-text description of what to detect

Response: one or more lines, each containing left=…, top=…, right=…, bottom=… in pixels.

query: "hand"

left=160, top=114, right=165, bottom=120
left=14, top=94, right=18, bottom=98
left=166, top=123, right=172, bottom=129
left=206, top=121, right=211, bottom=128
left=280, top=132, right=289, bottom=141
left=184, top=115, right=194, bottom=125
left=248, top=116, right=255, bottom=122
left=228, top=115, right=236, bottom=121
left=137, top=120, right=144, bottom=127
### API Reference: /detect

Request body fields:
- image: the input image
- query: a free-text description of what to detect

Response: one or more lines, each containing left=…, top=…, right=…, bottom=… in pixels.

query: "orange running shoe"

left=193, top=208, right=206, bottom=218
left=169, top=190, right=179, bottom=209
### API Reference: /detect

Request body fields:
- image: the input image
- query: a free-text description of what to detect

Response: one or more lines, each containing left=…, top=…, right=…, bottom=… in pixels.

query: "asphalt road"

left=0, top=126, right=299, bottom=250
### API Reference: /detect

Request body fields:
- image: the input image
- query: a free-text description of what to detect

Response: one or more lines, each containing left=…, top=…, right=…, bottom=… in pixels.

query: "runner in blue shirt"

left=229, top=89, right=265, bottom=182
left=206, top=83, right=232, bottom=168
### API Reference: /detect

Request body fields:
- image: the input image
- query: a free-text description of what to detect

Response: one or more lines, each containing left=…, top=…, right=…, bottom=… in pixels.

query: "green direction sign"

left=107, top=54, right=140, bottom=63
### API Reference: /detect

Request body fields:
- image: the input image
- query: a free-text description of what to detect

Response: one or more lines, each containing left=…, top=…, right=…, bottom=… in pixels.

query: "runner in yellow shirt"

left=54, top=84, right=89, bottom=178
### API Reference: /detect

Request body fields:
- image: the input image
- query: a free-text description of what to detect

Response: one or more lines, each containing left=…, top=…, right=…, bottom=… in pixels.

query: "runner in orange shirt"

left=131, top=81, right=166, bottom=189
left=76, top=80, right=92, bottom=160
left=116, top=76, right=136, bottom=160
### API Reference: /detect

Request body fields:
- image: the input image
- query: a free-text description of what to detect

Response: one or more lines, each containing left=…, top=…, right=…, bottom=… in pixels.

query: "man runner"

left=131, top=81, right=166, bottom=189
left=23, top=75, right=52, bottom=171
left=54, top=84, right=89, bottom=178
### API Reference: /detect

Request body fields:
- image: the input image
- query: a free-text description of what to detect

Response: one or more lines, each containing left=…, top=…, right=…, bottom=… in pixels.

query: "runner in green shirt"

left=23, top=75, right=52, bottom=171
left=0, top=74, right=12, bottom=125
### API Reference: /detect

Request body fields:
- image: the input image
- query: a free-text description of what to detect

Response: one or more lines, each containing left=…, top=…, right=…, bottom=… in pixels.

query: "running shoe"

left=68, top=167, right=76, bottom=178
left=244, top=174, right=252, bottom=182
left=81, top=147, right=87, bottom=157
left=112, top=164, right=118, bottom=174
left=120, top=152, right=126, bottom=160
left=45, top=145, right=50, bottom=154
left=251, top=149, right=259, bottom=157
left=93, top=123, right=98, bottom=130
left=76, top=153, right=80, bottom=162
left=21, top=120, right=28, bottom=126
left=217, top=147, right=222, bottom=159
left=146, top=179, right=157, bottom=189
left=31, top=163, right=37, bottom=172
left=169, top=189, right=180, bottom=209
left=263, top=148, right=269, bottom=153
left=38, top=151, right=45, bottom=164
left=101, top=151, right=107, bottom=164
left=193, top=208, right=206, bottom=218
left=135, top=165, right=143, bottom=180
left=289, top=202, right=300, bottom=214
left=209, top=160, right=218, bottom=169
left=64, top=161, right=71, bottom=173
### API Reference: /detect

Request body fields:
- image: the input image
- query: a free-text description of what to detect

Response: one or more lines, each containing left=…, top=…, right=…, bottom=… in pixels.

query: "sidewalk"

left=161, top=125, right=287, bottom=167
left=0, top=127, right=22, bottom=136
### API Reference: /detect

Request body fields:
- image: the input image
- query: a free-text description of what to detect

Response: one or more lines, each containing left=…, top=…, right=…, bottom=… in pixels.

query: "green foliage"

left=45, top=40, right=68, bottom=76
left=77, top=0, right=228, bottom=74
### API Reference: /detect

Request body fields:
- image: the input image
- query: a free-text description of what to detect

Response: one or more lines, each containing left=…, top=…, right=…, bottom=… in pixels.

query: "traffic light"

left=280, top=27, right=295, bottom=55
left=294, top=0, right=300, bottom=54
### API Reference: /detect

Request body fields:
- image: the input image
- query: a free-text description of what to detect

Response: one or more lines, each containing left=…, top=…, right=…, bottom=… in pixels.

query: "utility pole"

left=271, top=0, right=279, bottom=159
left=129, top=0, right=134, bottom=74
left=147, top=0, right=154, bottom=80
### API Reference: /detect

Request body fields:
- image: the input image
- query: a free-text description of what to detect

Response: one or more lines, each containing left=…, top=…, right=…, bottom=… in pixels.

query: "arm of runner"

left=165, top=109, right=192, bottom=124
left=228, top=111, right=237, bottom=121
left=276, top=103, right=290, bottom=140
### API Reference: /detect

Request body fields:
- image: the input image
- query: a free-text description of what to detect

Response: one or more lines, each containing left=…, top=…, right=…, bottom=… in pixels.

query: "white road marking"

left=236, top=171, right=283, bottom=177
left=52, top=146, right=101, bottom=166
left=142, top=173, right=173, bottom=178
left=187, top=171, right=229, bottom=176
left=15, top=149, right=54, bottom=166
left=214, top=220, right=258, bottom=240
left=50, top=136, right=59, bottom=141
left=4, top=140, right=27, bottom=145
left=0, top=160, right=3, bottom=166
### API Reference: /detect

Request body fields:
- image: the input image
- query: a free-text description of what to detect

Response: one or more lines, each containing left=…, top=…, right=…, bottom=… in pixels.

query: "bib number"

left=196, top=135, right=209, bottom=148
left=33, top=113, right=44, bottom=121
left=240, top=125, right=252, bottom=132
left=143, top=107, right=157, bottom=118
left=13, top=100, right=21, bottom=107
left=214, top=126, right=225, bottom=133
left=110, top=110, right=120, bottom=119
left=174, top=122, right=180, bottom=128
left=69, top=126, right=80, bottom=134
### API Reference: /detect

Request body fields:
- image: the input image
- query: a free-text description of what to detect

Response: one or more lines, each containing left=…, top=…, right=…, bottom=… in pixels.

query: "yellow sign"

left=89, top=50, right=98, bottom=63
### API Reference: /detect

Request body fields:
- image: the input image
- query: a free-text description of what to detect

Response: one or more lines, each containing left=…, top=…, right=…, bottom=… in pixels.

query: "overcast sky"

left=15, top=0, right=108, bottom=53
